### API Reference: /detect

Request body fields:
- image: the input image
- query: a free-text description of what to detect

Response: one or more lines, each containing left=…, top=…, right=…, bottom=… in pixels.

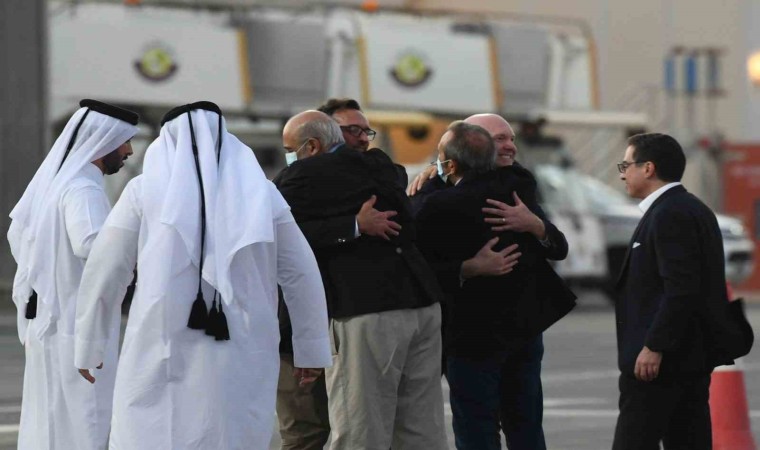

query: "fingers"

left=382, top=210, right=399, bottom=219
left=485, top=199, right=509, bottom=210
left=407, top=173, right=428, bottom=196
left=480, top=237, right=500, bottom=251
left=499, top=243, right=520, bottom=256
left=78, top=369, right=96, bottom=384
left=362, top=195, right=377, bottom=209
left=482, top=207, right=506, bottom=217
left=512, top=192, right=523, bottom=205
left=634, top=360, right=659, bottom=382
left=294, top=368, right=322, bottom=387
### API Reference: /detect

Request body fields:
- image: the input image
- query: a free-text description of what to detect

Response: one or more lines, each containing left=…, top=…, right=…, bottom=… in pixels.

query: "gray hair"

left=443, top=121, right=496, bottom=175
left=295, top=115, right=345, bottom=149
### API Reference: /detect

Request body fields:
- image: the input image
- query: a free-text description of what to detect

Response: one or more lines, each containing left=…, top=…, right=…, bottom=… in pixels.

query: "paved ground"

left=0, top=292, right=758, bottom=449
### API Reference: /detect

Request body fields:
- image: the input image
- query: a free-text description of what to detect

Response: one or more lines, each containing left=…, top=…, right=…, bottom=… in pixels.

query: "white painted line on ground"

left=542, top=369, right=620, bottom=384
left=545, top=409, right=619, bottom=418
left=543, top=398, right=610, bottom=407
left=543, top=362, right=760, bottom=385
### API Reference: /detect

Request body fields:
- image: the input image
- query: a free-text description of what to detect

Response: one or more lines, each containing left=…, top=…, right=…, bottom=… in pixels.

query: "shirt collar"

left=328, top=143, right=342, bottom=153
left=82, top=162, right=106, bottom=187
left=638, top=182, right=681, bottom=213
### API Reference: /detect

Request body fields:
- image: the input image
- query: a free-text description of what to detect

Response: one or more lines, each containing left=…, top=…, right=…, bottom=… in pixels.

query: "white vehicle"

left=576, top=172, right=755, bottom=293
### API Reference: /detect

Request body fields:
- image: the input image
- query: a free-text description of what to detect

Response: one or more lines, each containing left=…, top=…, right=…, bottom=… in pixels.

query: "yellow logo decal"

left=390, top=52, right=432, bottom=88
left=134, top=44, right=177, bottom=82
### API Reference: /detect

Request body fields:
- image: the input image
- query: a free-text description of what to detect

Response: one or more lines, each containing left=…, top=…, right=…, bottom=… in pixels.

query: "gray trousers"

left=326, top=303, right=448, bottom=450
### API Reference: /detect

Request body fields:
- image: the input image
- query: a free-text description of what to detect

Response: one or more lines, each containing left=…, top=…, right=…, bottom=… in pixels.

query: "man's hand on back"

left=406, top=165, right=437, bottom=196
left=356, top=195, right=402, bottom=241
left=461, top=238, right=521, bottom=279
left=483, top=193, right=546, bottom=240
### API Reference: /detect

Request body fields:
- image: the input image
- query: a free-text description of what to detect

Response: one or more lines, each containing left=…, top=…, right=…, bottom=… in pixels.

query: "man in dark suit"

left=409, top=114, right=564, bottom=450
left=413, top=122, right=576, bottom=450
left=276, top=110, right=448, bottom=450
left=273, top=109, right=400, bottom=450
left=613, top=133, right=752, bottom=449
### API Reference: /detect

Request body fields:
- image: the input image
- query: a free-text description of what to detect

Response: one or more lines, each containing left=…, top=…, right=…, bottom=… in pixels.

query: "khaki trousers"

left=276, top=354, right=331, bottom=450
left=326, top=303, right=448, bottom=450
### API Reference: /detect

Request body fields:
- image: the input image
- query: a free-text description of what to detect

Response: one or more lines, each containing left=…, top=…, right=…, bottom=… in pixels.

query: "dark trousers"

left=612, top=373, right=711, bottom=450
left=446, top=335, right=545, bottom=450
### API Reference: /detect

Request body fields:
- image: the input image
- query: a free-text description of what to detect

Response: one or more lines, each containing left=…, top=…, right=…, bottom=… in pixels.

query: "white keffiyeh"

left=8, top=107, right=137, bottom=341
left=140, top=107, right=287, bottom=309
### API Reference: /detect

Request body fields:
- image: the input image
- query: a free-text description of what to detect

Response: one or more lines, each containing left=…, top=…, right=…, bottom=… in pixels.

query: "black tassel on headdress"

left=214, top=297, right=230, bottom=341
left=25, top=290, right=37, bottom=320
left=187, top=290, right=208, bottom=330
left=205, top=295, right=219, bottom=337
left=166, top=103, right=230, bottom=340
left=186, top=109, right=210, bottom=331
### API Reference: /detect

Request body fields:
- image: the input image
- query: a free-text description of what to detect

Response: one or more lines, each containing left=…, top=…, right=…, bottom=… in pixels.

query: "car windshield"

left=577, top=174, right=633, bottom=212
left=534, top=164, right=633, bottom=214
left=534, top=165, right=592, bottom=213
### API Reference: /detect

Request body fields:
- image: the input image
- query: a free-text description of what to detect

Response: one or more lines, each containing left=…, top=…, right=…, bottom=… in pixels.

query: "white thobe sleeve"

left=63, top=186, right=112, bottom=259
left=276, top=210, right=332, bottom=369
left=74, top=182, right=141, bottom=369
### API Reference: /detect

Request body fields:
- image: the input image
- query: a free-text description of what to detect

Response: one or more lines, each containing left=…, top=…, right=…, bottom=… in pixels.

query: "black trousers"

left=612, top=373, right=711, bottom=450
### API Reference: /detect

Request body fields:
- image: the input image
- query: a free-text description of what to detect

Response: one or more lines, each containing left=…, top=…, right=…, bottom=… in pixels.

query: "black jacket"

left=276, top=145, right=443, bottom=322
left=413, top=165, right=576, bottom=359
left=615, top=185, right=753, bottom=378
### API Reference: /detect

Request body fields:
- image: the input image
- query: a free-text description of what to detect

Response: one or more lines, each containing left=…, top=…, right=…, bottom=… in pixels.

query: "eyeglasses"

left=340, top=125, right=377, bottom=141
left=429, top=159, right=452, bottom=166
left=616, top=160, right=647, bottom=173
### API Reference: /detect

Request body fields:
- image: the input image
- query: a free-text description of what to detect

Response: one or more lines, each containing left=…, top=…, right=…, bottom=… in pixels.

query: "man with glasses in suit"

left=318, top=98, right=376, bottom=152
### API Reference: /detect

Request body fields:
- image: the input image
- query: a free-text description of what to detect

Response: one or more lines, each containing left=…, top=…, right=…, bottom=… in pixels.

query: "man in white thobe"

left=74, top=101, right=331, bottom=450
left=7, top=99, right=139, bottom=450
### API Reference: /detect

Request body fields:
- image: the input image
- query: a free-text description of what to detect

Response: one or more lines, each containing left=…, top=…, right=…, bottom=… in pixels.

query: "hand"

left=634, top=346, right=662, bottom=382
left=406, top=165, right=437, bottom=196
left=461, top=238, right=521, bottom=279
left=356, top=195, right=402, bottom=241
left=482, top=193, right=546, bottom=239
left=293, top=367, right=322, bottom=387
left=78, top=362, right=104, bottom=384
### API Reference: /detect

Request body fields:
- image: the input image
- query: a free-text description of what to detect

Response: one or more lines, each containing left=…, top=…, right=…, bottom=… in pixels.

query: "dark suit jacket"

left=413, top=166, right=577, bottom=359
left=615, top=185, right=753, bottom=379
left=276, top=145, right=442, bottom=321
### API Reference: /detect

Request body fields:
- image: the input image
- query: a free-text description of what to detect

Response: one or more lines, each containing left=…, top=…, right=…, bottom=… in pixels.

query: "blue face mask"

left=436, top=158, right=452, bottom=183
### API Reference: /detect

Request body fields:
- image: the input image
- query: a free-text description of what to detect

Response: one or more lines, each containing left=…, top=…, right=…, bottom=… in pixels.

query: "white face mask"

left=436, top=158, right=452, bottom=183
left=284, top=151, right=298, bottom=166
left=284, top=139, right=312, bottom=166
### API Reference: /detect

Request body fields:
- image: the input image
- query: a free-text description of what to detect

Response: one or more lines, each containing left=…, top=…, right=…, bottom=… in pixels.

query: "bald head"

left=464, top=113, right=516, bottom=167
left=282, top=110, right=345, bottom=161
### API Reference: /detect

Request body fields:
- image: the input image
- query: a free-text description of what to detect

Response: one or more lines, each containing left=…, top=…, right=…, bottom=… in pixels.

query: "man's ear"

left=308, top=138, right=322, bottom=156
left=448, top=159, right=459, bottom=176
left=644, top=161, right=657, bottom=180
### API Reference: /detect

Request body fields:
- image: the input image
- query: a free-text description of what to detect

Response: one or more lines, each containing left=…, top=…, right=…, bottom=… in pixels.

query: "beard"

left=102, top=149, right=125, bottom=175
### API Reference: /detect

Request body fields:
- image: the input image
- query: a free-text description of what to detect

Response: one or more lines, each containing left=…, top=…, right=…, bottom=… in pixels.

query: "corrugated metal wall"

left=0, top=0, right=48, bottom=291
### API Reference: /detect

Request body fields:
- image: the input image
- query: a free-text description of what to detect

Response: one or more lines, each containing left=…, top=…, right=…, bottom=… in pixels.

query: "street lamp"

left=748, top=51, right=760, bottom=85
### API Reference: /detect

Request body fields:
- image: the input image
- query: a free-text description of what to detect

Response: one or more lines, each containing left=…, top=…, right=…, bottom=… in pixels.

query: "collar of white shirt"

left=83, top=162, right=106, bottom=187
left=638, top=182, right=682, bottom=213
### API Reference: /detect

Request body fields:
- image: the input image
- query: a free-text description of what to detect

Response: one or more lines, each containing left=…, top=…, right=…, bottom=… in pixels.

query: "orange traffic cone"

left=710, top=359, right=757, bottom=450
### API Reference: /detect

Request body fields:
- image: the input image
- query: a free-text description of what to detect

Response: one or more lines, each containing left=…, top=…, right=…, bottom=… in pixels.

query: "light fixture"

left=747, top=51, right=760, bottom=85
